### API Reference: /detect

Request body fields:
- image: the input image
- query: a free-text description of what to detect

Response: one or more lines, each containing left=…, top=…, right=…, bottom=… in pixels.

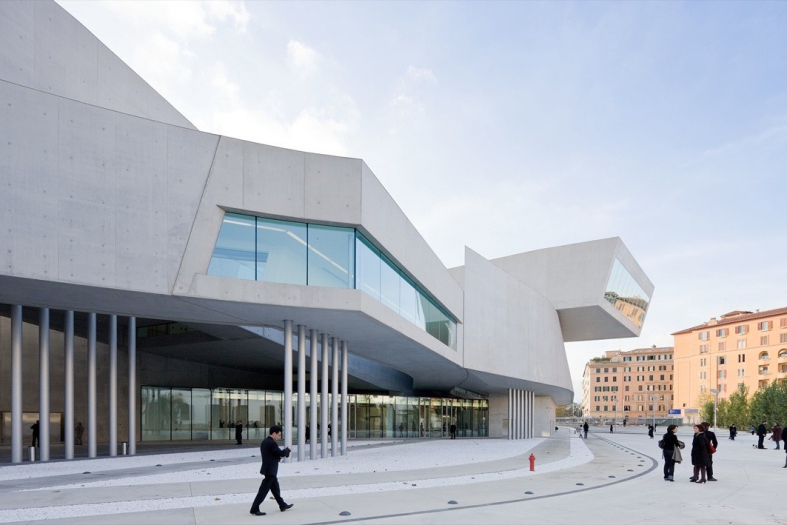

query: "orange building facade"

left=581, top=346, right=674, bottom=424
left=672, top=307, right=787, bottom=418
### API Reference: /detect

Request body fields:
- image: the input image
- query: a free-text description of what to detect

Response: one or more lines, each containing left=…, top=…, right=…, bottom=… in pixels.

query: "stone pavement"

left=1, top=427, right=785, bottom=525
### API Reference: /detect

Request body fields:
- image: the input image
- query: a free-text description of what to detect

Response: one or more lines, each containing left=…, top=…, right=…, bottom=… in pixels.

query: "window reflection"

left=207, top=212, right=457, bottom=349
left=140, top=386, right=489, bottom=442
left=604, top=259, right=650, bottom=327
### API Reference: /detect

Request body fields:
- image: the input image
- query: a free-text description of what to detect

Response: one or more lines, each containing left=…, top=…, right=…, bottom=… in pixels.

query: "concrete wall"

left=534, top=396, right=556, bottom=437
left=488, top=393, right=508, bottom=438
left=0, top=1, right=195, bottom=129
left=462, top=248, right=573, bottom=397
left=0, top=80, right=218, bottom=294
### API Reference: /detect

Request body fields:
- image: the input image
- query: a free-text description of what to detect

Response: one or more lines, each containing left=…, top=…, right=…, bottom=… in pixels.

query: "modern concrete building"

left=672, top=307, right=787, bottom=417
left=0, top=0, right=654, bottom=463
left=581, top=346, right=674, bottom=425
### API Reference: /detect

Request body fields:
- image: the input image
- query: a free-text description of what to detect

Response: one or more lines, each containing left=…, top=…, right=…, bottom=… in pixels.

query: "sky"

left=58, top=1, right=787, bottom=402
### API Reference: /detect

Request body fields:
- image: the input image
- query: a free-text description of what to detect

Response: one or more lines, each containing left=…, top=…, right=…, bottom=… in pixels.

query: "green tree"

left=749, top=381, right=787, bottom=427
left=698, top=391, right=714, bottom=425
left=726, top=382, right=750, bottom=427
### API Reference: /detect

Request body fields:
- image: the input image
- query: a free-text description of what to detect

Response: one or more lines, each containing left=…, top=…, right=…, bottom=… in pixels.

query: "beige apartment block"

left=673, top=307, right=787, bottom=416
left=581, top=346, right=674, bottom=424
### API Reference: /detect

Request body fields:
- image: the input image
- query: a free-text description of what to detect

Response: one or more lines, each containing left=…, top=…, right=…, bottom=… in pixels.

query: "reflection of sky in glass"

left=604, top=259, right=650, bottom=328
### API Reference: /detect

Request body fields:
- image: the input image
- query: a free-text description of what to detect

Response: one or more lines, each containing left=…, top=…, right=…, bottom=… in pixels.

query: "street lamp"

left=710, top=388, right=720, bottom=430
left=612, top=396, right=617, bottom=429
left=650, top=394, right=658, bottom=430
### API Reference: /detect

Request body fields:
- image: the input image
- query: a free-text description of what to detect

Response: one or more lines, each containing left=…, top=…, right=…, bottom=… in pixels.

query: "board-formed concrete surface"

left=1, top=426, right=783, bottom=524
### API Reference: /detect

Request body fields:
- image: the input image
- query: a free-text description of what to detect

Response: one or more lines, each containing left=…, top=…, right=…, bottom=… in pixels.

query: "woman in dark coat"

left=662, top=424, right=681, bottom=481
left=690, top=424, right=710, bottom=483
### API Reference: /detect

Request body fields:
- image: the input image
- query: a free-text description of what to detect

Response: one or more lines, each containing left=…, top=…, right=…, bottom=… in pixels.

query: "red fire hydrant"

left=529, top=453, right=536, bottom=471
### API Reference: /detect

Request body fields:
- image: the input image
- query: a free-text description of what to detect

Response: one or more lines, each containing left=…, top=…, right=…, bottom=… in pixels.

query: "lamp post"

left=650, top=394, right=658, bottom=430
left=710, top=388, right=720, bottom=430
left=612, top=396, right=617, bottom=429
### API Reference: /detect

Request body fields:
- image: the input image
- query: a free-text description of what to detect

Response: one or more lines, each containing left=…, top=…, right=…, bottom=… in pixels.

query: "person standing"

left=729, top=424, right=737, bottom=441
left=31, top=420, right=40, bottom=448
left=757, top=420, right=768, bottom=449
left=450, top=423, right=457, bottom=439
left=690, top=424, right=710, bottom=483
left=398, top=423, right=404, bottom=438
left=235, top=420, right=243, bottom=446
left=249, top=425, right=293, bottom=516
left=661, top=424, right=681, bottom=482
left=771, top=423, right=782, bottom=450
left=610, top=424, right=614, bottom=433
left=648, top=424, right=655, bottom=439
left=701, top=422, right=718, bottom=481
left=75, top=422, right=84, bottom=445
left=583, top=421, right=589, bottom=439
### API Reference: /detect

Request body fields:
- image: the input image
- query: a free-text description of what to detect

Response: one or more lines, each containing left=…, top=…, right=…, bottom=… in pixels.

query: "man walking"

left=249, top=425, right=293, bottom=516
left=757, top=420, right=768, bottom=449
left=31, top=420, right=40, bottom=448
left=583, top=421, right=589, bottom=439
left=450, top=423, right=457, bottom=439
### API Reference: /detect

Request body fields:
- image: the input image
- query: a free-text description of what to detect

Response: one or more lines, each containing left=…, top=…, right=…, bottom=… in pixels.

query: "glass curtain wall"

left=140, top=387, right=488, bottom=441
left=207, top=212, right=456, bottom=349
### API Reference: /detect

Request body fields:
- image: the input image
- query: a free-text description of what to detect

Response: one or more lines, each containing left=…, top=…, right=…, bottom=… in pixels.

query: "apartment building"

left=581, top=346, right=674, bottom=424
left=672, top=307, right=787, bottom=414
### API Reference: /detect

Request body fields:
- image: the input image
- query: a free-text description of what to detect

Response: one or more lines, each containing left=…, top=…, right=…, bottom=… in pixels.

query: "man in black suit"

left=701, top=422, right=719, bottom=481
left=250, top=425, right=293, bottom=516
left=757, top=420, right=768, bottom=449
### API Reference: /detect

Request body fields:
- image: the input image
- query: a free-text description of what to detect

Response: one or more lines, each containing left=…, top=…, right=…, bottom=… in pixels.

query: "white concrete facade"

left=0, top=0, right=654, bottom=457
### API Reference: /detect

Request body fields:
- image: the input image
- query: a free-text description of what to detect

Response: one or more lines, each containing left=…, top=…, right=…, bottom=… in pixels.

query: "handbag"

left=708, top=442, right=716, bottom=454
left=672, top=446, right=683, bottom=463
left=658, top=439, right=664, bottom=449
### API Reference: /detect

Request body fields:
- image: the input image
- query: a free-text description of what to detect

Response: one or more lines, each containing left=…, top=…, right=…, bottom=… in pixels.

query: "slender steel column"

left=341, top=341, right=348, bottom=456
left=522, top=391, right=527, bottom=439
left=128, top=317, right=136, bottom=455
left=515, top=390, right=520, bottom=439
left=320, top=333, right=329, bottom=458
left=331, top=337, right=339, bottom=456
left=513, top=390, right=518, bottom=440
left=530, top=392, right=535, bottom=438
left=11, top=305, right=23, bottom=463
left=309, top=329, right=318, bottom=460
left=39, top=308, right=50, bottom=461
left=507, top=389, right=512, bottom=440
left=283, top=320, right=293, bottom=462
left=87, top=312, right=97, bottom=458
left=64, top=311, right=74, bottom=460
left=297, top=325, right=306, bottom=462
left=519, top=390, right=524, bottom=439
left=108, top=315, right=117, bottom=456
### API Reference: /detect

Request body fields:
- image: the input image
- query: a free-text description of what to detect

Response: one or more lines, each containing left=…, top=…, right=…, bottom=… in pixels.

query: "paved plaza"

left=0, top=426, right=784, bottom=524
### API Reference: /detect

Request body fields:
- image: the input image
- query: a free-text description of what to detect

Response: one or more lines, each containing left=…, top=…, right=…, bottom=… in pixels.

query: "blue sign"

left=668, top=409, right=681, bottom=415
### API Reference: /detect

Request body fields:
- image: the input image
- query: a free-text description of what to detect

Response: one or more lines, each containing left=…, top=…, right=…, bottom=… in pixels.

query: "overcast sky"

left=59, top=1, right=787, bottom=402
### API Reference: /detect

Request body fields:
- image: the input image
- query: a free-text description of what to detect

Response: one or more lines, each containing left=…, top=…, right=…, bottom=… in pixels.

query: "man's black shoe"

left=708, top=477, right=718, bottom=481
left=250, top=510, right=266, bottom=516
left=280, top=503, right=294, bottom=512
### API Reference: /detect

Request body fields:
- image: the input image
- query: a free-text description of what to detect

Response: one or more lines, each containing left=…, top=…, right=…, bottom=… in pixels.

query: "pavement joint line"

left=298, top=434, right=660, bottom=525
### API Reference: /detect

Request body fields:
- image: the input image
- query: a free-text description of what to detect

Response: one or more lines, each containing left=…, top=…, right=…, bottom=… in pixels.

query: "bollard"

left=121, top=442, right=128, bottom=456
left=529, top=453, right=536, bottom=471
left=28, top=446, right=36, bottom=462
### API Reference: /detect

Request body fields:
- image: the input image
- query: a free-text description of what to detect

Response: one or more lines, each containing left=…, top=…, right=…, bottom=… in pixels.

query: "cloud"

left=403, top=66, right=437, bottom=86
left=286, top=40, right=321, bottom=79
left=387, top=66, right=438, bottom=134
left=99, top=0, right=249, bottom=40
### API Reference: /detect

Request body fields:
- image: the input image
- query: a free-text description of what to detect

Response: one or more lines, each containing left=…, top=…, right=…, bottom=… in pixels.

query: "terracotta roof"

left=671, top=306, right=787, bottom=336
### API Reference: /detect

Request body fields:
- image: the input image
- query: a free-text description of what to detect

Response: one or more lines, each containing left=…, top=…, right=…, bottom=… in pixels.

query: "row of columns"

left=9, top=305, right=137, bottom=463
left=508, top=388, right=534, bottom=439
left=282, top=320, right=349, bottom=461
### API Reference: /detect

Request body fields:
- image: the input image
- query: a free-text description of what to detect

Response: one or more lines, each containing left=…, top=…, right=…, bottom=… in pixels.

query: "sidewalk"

left=0, top=427, right=784, bottom=524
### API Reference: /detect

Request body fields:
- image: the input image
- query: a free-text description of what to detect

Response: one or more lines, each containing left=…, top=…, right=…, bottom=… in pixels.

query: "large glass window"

left=355, top=235, right=381, bottom=300
left=380, top=254, right=400, bottom=313
left=256, top=218, right=307, bottom=285
left=208, top=213, right=456, bottom=349
left=308, top=225, right=354, bottom=288
left=604, top=258, right=650, bottom=328
left=207, top=213, right=256, bottom=280
left=141, top=387, right=171, bottom=441
left=171, top=388, right=192, bottom=440
left=192, top=389, right=211, bottom=440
